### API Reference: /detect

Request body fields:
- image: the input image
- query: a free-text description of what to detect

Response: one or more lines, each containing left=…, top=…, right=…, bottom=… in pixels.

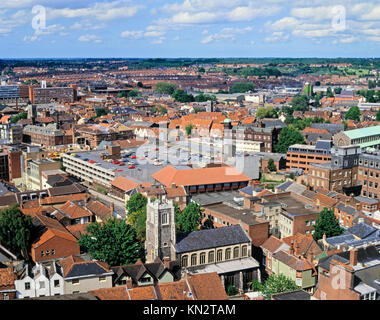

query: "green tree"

left=154, top=82, right=177, bottom=95
left=256, top=106, right=278, bottom=119
left=226, top=285, right=238, bottom=296
left=267, top=158, right=277, bottom=172
left=95, top=108, right=108, bottom=118
left=345, top=106, right=361, bottom=121
left=128, top=89, right=142, bottom=98
left=78, top=218, right=144, bottom=266
left=10, top=112, right=27, bottom=124
left=376, top=109, right=380, bottom=121
left=0, top=204, right=34, bottom=259
left=117, top=91, right=128, bottom=98
left=176, top=202, right=202, bottom=233
left=291, top=95, right=309, bottom=112
left=275, top=126, right=305, bottom=154
left=159, top=106, right=168, bottom=115
left=185, top=124, right=194, bottom=136
left=198, top=67, right=205, bottom=73
left=261, top=274, right=299, bottom=300
left=126, top=193, right=147, bottom=215
left=326, top=87, right=334, bottom=98
left=313, top=208, right=344, bottom=240
left=172, top=89, right=195, bottom=103
left=230, top=82, right=255, bottom=93
left=194, top=93, right=216, bottom=102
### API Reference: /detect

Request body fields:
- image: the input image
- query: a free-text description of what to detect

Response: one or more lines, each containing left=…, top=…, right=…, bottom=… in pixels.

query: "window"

left=99, top=276, right=107, bottom=282
left=181, top=255, right=188, bottom=268
left=25, top=282, right=30, bottom=290
left=200, top=253, right=206, bottom=265
left=72, top=279, right=79, bottom=285
left=233, top=246, right=239, bottom=258
left=268, top=261, right=271, bottom=269
left=39, top=281, right=45, bottom=289
left=305, top=220, right=310, bottom=226
left=225, top=248, right=231, bottom=260
left=3, top=294, right=9, bottom=300
left=161, top=213, right=168, bottom=225
left=191, top=254, right=197, bottom=266
left=242, top=245, right=248, bottom=257
left=41, top=251, right=44, bottom=257
left=46, top=250, right=50, bottom=256
left=51, top=249, right=55, bottom=255
left=54, top=280, right=60, bottom=288
left=208, top=251, right=214, bottom=263
left=216, top=250, right=223, bottom=262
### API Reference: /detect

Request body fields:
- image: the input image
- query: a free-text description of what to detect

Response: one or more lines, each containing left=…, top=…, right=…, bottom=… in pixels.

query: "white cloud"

left=120, top=30, right=144, bottom=39
left=49, top=1, right=142, bottom=21
left=78, top=34, right=102, bottom=43
left=201, top=26, right=253, bottom=44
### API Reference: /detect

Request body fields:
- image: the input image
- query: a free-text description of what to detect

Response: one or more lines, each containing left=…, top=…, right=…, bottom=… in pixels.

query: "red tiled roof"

left=111, top=176, right=139, bottom=192
left=152, top=165, right=250, bottom=187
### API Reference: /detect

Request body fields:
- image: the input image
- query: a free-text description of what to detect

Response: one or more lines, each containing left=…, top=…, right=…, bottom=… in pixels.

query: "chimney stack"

left=350, top=249, right=358, bottom=266
left=110, top=202, right=115, bottom=216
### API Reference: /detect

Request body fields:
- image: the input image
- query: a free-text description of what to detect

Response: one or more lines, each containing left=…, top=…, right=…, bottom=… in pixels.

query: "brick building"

left=286, top=140, right=332, bottom=173
left=23, top=124, right=73, bottom=147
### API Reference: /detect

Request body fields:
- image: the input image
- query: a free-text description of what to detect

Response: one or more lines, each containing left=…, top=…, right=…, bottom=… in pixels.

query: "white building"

left=15, top=263, right=64, bottom=299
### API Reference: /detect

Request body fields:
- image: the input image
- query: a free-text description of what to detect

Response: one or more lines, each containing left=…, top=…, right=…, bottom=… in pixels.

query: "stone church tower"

left=145, top=197, right=176, bottom=263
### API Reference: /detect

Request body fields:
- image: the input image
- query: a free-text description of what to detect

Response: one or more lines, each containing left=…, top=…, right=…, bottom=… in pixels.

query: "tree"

left=172, top=89, right=195, bottom=103
left=159, top=106, right=168, bottom=115
left=117, top=91, right=128, bottom=98
left=230, top=82, right=255, bottom=93
left=376, top=109, right=380, bottom=121
left=267, top=158, right=277, bottom=172
left=345, top=106, right=361, bottom=121
left=0, top=204, right=34, bottom=259
left=126, top=193, right=147, bottom=215
left=10, top=112, right=27, bottom=124
left=313, top=208, right=344, bottom=240
left=176, top=202, right=202, bottom=233
left=260, top=274, right=299, bottom=300
left=95, top=108, right=108, bottom=118
left=78, top=218, right=144, bottom=266
left=154, top=82, right=177, bottom=95
left=291, top=95, right=309, bottom=112
left=226, top=285, right=238, bottom=296
left=137, top=81, right=144, bottom=88
left=194, top=93, right=216, bottom=102
left=326, top=87, right=334, bottom=98
left=256, top=106, right=278, bottom=119
left=126, top=193, right=148, bottom=243
left=275, top=126, right=305, bottom=154
left=185, top=124, right=194, bottom=136
left=198, top=67, right=205, bottom=73
left=127, top=89, right=141, bottom=98
left=334, top=87, right=342, bottom=94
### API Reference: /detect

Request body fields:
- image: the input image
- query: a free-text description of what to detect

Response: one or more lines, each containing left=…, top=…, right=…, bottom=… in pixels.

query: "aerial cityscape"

left=1, top=0, right=380, bottom=308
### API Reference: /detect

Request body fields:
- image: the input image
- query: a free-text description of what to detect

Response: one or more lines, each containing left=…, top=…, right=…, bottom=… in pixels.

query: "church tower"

left=145, top=196, right=176, bottom=263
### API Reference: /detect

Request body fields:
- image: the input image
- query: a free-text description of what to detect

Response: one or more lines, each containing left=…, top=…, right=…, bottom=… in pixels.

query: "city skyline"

left=1, top=0, right=380, bottom=58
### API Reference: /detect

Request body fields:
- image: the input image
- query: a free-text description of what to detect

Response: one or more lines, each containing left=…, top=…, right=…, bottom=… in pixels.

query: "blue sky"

left=1, top=0, right=380, bottom=58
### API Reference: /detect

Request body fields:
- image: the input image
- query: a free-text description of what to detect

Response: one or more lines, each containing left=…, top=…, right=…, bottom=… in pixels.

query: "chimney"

left=345, top=198, right=350, bottom=206
left=350, top=249, right=358, bottom=266
left=356, top=203, right=361, bottom=211
left=171, top=182, right=176, bottom=188
left=110, top=202, right=114, bottom=215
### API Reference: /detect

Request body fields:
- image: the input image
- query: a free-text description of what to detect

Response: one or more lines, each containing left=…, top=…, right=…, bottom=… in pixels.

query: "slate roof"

left=347, top=223, right=377, bottom=239
left=175, top=225, right=250, bottom=254
left=272, top=290, right=311, bottom=300
left=318, top=246, right=380, bottom=271
left=59, top=255, right=112, bottom=278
